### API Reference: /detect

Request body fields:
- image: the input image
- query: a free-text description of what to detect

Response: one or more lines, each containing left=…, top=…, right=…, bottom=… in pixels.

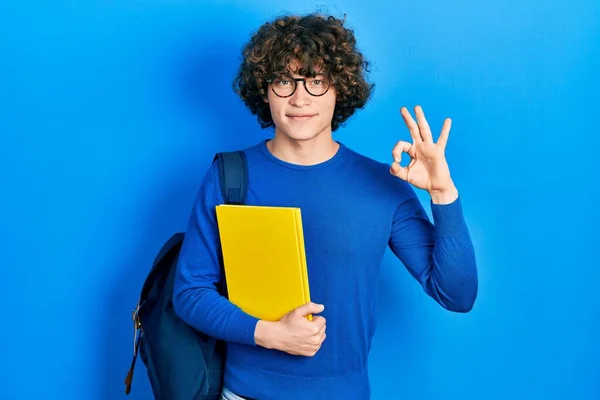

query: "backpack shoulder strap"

left=213, top=150, right=249, bottom=205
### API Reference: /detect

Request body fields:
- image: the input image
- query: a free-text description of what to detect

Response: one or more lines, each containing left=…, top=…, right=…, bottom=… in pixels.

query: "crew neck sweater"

left=173, top=139, right=478, bottom=400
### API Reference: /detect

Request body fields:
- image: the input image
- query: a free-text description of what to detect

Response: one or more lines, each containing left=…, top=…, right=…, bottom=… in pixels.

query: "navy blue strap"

left=213, top=151, right=248, bottom=205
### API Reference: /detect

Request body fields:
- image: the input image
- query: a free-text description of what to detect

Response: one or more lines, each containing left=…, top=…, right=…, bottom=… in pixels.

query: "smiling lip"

left=287, top=114, right=316, bottom=121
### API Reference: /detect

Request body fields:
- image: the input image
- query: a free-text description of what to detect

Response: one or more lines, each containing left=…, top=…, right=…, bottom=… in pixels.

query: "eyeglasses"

left=266, top=76, right=331, bottom=98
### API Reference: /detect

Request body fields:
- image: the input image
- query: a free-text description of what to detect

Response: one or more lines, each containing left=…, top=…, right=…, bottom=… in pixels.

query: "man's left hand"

left=389, top=105, right=459, bottom=204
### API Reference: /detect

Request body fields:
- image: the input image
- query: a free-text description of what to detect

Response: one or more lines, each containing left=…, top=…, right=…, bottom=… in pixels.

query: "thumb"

left=295, top=302, right=325, bottom=317
left=390, top=162, right=409, bottom=181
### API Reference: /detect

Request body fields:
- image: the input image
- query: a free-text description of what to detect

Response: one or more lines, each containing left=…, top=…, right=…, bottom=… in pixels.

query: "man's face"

left=265, top=64, right=337, bottom=142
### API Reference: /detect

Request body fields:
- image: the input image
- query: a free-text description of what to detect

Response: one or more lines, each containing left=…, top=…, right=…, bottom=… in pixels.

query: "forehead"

left=285, top=59, right=326, bottom=77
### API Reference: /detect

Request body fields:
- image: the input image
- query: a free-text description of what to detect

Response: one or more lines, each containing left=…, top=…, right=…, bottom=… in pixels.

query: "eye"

left=309, top=77, right=329, bottom=86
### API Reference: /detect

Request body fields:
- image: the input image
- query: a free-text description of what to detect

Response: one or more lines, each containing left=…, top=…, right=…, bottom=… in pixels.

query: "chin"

left=289, top=130, right=320, bottom=141
left=282, top=131, right=320, bottom=142
left=278, top=124, right=331, bottom=142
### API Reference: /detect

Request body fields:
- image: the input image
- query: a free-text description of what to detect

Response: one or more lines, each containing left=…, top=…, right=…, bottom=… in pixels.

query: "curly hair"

left=233, top=13, right=374, bottom=132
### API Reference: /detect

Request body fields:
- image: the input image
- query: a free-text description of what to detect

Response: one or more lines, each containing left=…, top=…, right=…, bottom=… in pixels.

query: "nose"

left=289, top=82, right=311, bottom=107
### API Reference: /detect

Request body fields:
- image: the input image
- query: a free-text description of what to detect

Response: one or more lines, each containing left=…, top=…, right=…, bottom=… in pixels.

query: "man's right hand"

left=254, top=302, right=327, bottom=357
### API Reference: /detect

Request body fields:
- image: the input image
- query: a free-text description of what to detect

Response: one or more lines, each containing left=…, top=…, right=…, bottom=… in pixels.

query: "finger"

left=295, top=302, right=324, bottom=317
left=391, top=140, right=412, bottom=163
left=318, top=332, right=326, bottom=345
left=390, top=162, right=409, bottom=181
left=390, top=140, right=413, bottom=181
left=414, top=105, right=433, bottom=142
left=437, top=117, right=451, bottom=149
left=400, top=107, right=422, bottom=143
left=316, top=323, right=326, bottom=336
left=312, top=324, right=326, bottom=338
left=313, top=332, right=326, bottom=350
left=311, top=342, right=323, bottom=356
left=311, top=316, right=326, bottom=329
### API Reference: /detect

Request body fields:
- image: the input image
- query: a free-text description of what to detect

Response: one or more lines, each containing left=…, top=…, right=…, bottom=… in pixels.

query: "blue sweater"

left=173, top=140, right=478, bottom=400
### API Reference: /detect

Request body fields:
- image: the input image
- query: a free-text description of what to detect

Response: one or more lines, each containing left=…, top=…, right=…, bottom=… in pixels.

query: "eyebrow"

left=288, top=73, right=326, bottom=78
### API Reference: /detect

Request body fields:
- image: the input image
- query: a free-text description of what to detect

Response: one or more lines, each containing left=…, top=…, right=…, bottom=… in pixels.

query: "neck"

left=267, top=128, right=340, bottom=166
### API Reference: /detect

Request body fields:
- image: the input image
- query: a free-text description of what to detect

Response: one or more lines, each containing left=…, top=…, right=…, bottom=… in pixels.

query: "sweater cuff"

left=430, top=196, right=469, bottom=237
left=226, top=310, right=260, bottom=346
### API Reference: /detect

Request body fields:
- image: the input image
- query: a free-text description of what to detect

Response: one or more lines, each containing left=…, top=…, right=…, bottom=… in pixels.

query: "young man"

left=173, top=13, right=478, bottom=400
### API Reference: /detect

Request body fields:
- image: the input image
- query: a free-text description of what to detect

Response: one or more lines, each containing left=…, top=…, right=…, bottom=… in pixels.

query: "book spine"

left=294, top=209, right=312, bottom=321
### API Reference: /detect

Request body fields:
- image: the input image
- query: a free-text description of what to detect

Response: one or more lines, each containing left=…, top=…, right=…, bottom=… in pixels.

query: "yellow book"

left=215, top=204, right=312, bottom=322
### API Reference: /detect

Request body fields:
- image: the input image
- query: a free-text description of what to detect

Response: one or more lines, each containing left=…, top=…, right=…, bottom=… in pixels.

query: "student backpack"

left=124, top=150, right=248, bottom=400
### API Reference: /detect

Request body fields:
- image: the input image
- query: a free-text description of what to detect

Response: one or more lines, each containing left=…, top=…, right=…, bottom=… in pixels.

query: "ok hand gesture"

left=390, top=106, right=459, bottom=204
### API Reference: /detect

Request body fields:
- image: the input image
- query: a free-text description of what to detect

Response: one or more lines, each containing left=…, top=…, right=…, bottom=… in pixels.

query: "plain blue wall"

left=1, top=0, right=598, bottom=399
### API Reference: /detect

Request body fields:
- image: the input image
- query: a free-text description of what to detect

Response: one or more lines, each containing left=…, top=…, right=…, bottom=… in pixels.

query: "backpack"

left=124, top=150, right=249, bottom=399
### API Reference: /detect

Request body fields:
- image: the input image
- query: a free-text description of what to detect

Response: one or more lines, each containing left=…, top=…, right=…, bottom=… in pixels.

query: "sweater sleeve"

left=172, top=162, right=260, bottom=345
left=388, top=182, right=478, bottom=312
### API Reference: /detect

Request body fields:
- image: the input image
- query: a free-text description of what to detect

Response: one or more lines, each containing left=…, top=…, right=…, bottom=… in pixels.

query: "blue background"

left=1, top=1, right=598, bottom=399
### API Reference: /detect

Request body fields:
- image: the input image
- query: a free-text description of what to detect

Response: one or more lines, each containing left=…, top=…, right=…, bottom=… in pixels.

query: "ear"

left=263, top=96, right=269, bottom=103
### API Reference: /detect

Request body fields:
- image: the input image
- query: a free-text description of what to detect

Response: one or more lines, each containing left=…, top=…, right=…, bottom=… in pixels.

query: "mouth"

left=287, top=114, right=316, bottom=122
